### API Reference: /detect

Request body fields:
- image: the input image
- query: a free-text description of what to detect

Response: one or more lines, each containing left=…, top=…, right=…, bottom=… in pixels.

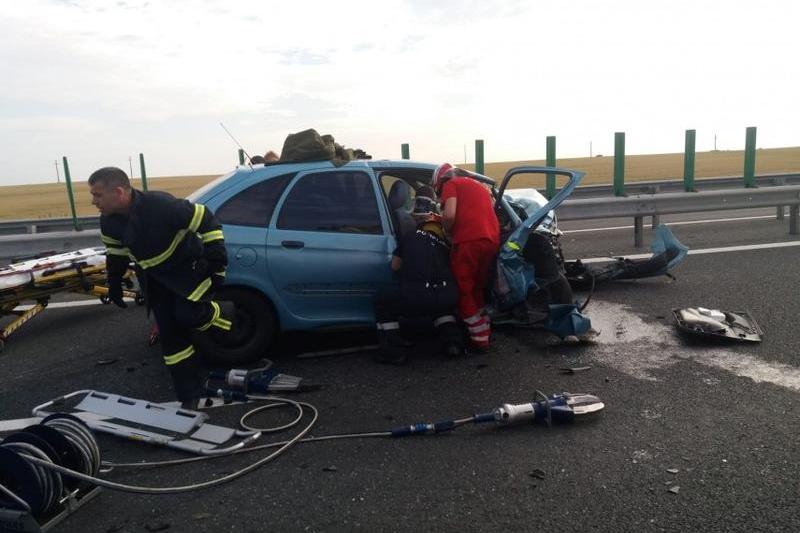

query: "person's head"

left=88, top=167, right=133, bottom=216
left=264, top=150, right=279, bottom=162
left=250, top=155, right=266, bottom=164
left=432, top=162, right=455, bottom=195
left=411, top=185, right=444, bottom=236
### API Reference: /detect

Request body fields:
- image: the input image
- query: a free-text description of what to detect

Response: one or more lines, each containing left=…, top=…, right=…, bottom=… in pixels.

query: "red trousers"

left=451, top=238, right=498, bottom=347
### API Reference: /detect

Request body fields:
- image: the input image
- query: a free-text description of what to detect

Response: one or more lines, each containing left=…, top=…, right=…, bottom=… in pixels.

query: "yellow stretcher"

left=0, top=247, right=142, bottom=351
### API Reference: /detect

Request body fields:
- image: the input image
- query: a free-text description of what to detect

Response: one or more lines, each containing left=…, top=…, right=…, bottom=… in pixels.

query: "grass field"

left=1, top=147, right=798, bottom=220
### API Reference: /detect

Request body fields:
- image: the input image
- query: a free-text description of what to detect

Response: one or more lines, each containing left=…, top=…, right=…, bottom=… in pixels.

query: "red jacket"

left=440, top=177, right=500, bottom=245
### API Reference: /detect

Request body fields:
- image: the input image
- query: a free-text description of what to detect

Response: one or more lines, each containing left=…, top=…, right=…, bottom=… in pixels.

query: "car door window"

left=277, top=171, right=382, bottom=234
left=216, top=174, right=293, bottom=227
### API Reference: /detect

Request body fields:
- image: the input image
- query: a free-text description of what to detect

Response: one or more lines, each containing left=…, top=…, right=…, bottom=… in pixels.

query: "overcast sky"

left=1, top=0, right=797, bottom=185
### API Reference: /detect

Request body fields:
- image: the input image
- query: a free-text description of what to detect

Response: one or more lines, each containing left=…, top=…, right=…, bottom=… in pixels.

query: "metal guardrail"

left=568, top=172, right=800, bottom=198
left=0, top=230, right=102, bottom=264
left=1, top=175, right=798, bottom=260
left=0, top=216, right=100, bottom=236
left=0, top=173, right=798, bottom=236
left=557, top=184, right=800, bottom=246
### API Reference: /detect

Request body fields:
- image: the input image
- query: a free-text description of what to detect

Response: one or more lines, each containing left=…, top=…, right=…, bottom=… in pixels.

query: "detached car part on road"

left=188, top=160, right=687, bottom=365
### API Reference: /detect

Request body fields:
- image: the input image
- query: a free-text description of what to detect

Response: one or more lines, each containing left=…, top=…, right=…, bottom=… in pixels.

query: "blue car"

left=186, top=160, right=582, bottom=364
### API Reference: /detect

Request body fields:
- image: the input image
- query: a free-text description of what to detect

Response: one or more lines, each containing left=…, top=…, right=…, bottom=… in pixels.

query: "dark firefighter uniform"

left=100, top=189, right=230, bottom=402
left=374, top=222, right=463, bottom=363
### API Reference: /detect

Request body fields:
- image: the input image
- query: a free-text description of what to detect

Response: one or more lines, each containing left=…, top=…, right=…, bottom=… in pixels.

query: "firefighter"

left=434, top=163, right=500, bottom=353
left=88, top=167, right=230, bottom=407
left=374, top=186, right=464, bottom=364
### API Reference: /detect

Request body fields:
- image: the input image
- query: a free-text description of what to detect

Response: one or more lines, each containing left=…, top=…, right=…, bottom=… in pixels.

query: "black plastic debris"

left=672, top=307, right=763, bottom=343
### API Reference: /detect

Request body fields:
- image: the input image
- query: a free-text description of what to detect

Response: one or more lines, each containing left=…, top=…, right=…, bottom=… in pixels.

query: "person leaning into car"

left=373, top=186, right=464, bottom=364
left=89, top=167, right=231, bottom=408
left=433, top=163, right=500, bottom=353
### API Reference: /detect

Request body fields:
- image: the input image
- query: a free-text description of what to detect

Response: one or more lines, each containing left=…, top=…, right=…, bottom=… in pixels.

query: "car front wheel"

left=192, top=287, right=277, bottom=366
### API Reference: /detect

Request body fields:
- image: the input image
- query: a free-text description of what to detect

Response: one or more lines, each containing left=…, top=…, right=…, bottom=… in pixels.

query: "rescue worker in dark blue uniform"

left=88, top=167, right=231, bottom=406
left=374, top=186, right=464, bottom=364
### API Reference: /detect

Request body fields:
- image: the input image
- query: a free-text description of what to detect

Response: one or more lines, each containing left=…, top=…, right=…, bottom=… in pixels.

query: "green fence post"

left=613, top=132, right=625, bottom=196
left=401, top=143, right=410, bottom=160
left=475, top=139, right=484, bottom=175
left=139, top=153, right=148, bottom=192
left=62, top=156, right=81, bottom=231
left=744, top=126, right=757, bottom=188
left=683, top=129, right=696, bottom=192
left=546, top=136, right=556, bottom=199
left=238, top=149, right=245, bottom=165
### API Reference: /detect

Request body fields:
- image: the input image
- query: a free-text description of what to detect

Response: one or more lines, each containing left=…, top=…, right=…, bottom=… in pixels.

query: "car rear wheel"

left=192, top=287, right=277, bottom=366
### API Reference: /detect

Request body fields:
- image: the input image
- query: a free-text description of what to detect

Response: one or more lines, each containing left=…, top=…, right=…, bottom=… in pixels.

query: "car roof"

left=188, top=159, right=439, bottom=202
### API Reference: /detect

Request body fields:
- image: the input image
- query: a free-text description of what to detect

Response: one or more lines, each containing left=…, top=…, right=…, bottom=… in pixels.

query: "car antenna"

left=220, top=122, right=253, bottom=166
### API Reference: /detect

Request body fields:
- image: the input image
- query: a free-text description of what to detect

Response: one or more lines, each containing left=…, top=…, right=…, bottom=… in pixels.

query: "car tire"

left=192, top=287, right=277, bottom=367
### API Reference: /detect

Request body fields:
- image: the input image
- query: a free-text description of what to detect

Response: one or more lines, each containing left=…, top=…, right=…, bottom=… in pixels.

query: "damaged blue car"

left=187, top=160, right=686, bottom=364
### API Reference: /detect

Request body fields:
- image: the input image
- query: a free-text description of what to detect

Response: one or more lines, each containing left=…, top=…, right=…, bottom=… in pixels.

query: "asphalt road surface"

left=1, top=211, right=798, bottom=533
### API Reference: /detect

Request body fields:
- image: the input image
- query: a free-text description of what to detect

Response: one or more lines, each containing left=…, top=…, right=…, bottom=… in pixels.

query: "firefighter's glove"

left=108, top=278, right=128, bottom=309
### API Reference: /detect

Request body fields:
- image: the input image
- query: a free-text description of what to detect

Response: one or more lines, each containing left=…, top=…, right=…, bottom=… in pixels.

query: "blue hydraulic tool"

left=206, top=359, right=320, bottom=402
left=389, top=392, right=604, bottom=437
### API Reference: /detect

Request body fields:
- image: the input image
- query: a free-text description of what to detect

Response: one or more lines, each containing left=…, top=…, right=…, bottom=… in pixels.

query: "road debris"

left=559, top=366, right=592, bottom=374
left=95, top=358, right=118, bottom=366
left=323, top=465, right=338, bottom=472
left=529, top=468, right=546, bottom=480
left=666, top=468, right=679, bottom=474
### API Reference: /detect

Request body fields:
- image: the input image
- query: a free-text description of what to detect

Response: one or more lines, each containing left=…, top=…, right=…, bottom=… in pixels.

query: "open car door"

left=492, top=167, right=583, bottom=310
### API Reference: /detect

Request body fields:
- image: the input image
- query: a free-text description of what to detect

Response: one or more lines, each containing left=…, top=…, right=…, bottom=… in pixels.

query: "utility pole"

left=590, top=141, right=593, bottom=158
left=714, top=134, right=717, bottom=151
left=54, top=159, right=60, bottom=184
left=463, top=144, right=467, bottom=164
left=128, top=156, right=134, bottom=179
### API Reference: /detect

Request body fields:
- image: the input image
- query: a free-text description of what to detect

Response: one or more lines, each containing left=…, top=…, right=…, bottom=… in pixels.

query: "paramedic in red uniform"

left=434, top=163, right=500, bottom=352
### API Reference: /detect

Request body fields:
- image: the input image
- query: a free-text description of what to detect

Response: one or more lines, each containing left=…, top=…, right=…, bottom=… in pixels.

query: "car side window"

left=216, top=174, right=293, bottom=227
left=277, top=171, right=382, bottom=234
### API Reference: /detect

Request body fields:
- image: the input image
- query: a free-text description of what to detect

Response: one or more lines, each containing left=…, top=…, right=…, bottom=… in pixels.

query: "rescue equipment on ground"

left=1, top=388, right=603, bottom=530
left=31, top=391, right=261, bottom=456
left=672, top=307, right=763, bottom=342
left=0, top=414, right=101, bottom=532
left=207, top=359, right=321, bottom=401
left=0, top=248, right=142, bottom=351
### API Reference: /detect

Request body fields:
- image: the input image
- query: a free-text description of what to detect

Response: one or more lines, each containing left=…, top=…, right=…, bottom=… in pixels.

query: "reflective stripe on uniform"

left=376, top=321, right=400, bottom=331
left=135, top=204, right=207, bottom=270
left=197, top=301, right=221, bottom=332
left=189, top=204, right=205, bottom=233
left=212, top=316, right=232, bottom=331
left=106, top=246, right=131, bottom=257
left=214, top=270, right=226, bottom=277
left=164, top=345, right=195, bottom=365
left=201, top=229, right=224, bottom=243
left=136, top=229, right=187, bottom=269
left=187, top=277, right=212, bottom=302
left=433, top=315, right=457, bottom=327
left=101, top=234, right=122, bottom=246
left=468, top=322, right=490, bottom=334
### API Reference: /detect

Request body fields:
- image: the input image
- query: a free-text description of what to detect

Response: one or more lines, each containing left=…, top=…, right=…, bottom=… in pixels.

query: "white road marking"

left=577, top=240, right=800, bottom=264
left=563, top=214, right=777, bottom=234
left=587, top=301, right=800, bottom=392
left=13, top=298, right=135, bottom=311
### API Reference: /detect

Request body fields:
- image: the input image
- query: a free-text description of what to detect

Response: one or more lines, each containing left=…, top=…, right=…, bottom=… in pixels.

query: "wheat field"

left=1, top=147, right=798, bottom=220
